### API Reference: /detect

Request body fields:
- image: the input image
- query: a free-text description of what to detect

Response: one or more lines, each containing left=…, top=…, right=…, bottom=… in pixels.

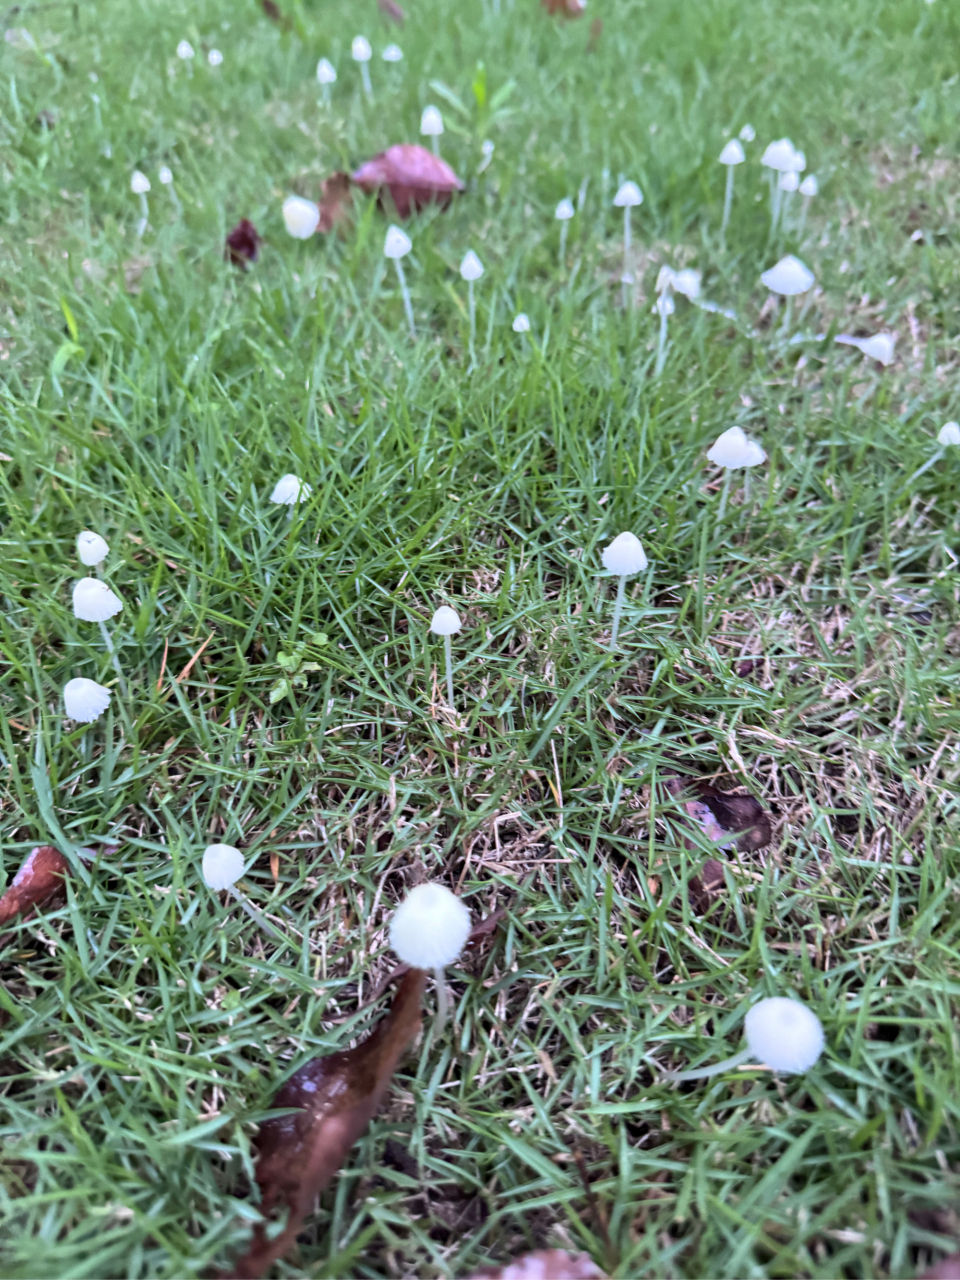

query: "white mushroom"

left=382, top=44, right=403, bottom=62
left=613, top=181, right=643, bottom=306
left=719, top=140, right=745, bottom=235
left=352, top=36, right=373, bottom=96
left=667, top=995, right=825, bottom=1083
left=73, top=578, right=123, bottom=622
left=555, top=198, right=575, bottom=265
left=938, top=422, right=960, bottom=446
left=460, top=252, right=484, bottom=362
left=430, top=606, right=461, bottom=709
left=601, top=532, right=648, bottom=651
left=77, top=531, right=109, bottom=567
left=389, top=882, right=472, bottom=1034
left=384, top=226, right=415, bottom=339
left=282, top=195, right=320, bottom=240
left=512, top=312, right=531, bottom=334
left=420, top=105, right=444, bottom=155
left=270, top=474, right=312, bottom=505
left=64, top=677, right=111, bottom=723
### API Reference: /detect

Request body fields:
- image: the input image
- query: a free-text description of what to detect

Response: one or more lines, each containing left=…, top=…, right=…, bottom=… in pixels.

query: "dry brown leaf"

left=467, top=1250, right=607, bottom=1280
left=377, top=0, right=406, bottom=22
left=317, top=171, right=353, bottom=233
left=230, top=968, right=426, bottom=1279
left=0, top=845, right=69, bottom=927
left=352, top=144, right=465, bottom=219
left=541, top=0, right=587, bottom=17
left=260, top=0, right=290, bottom=27
left=225, top=219, right=262, bottom=267
left=665, top=776, right=772, bottom=853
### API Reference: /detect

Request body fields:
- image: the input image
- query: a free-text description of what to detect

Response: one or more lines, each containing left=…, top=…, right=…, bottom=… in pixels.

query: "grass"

left=1, top=0, right=960, bottom=1275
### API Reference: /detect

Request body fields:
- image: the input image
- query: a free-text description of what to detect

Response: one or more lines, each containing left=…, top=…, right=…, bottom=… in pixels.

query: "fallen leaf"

left=225, top=218, right=262, bottom=267
left=352, top=144, right=465, bottom=219
left=260, top=0, right=290, bottom=27
left=0, top=846, right=69, bottom=928
left=466, top=906, right=508, bottom=944
left=541, top=0, right=587, bottom=16
left=317, top=171, right=353, bottom=234
left=467, top=1250, right=607, bottom=1279
left=230, top=968, right=426, bottom=1279
left=921, top=1256, right=960, bottom=1280
left=665, top=776, right=771, bottom=853
left=377, top=0, right=406, bottom=21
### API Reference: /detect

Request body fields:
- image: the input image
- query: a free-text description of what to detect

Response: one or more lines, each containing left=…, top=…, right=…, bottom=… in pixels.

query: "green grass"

left=2, top=0, right=960, bottom=1275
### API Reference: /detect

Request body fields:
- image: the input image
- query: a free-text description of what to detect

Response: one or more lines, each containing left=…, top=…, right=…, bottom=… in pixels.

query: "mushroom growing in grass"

left=613, top=181, right=643, bottom=307
left=202, top=844, right=285, bottom=941
left=760, top=138, right=803, bottom=234
left=64, top=676, right=111, bottom=724
left=601, top=532, right=648, bottom=651
left=718, top=138, right=745, bottom=236
left=282, top=195, right=320, bottom=240
left=77, top=530, right=109, bottom=570
left=555, top=197, right=574, bottom=265
left=389, top=882, right=472, bottom=1036
left=739, top=123, right=756, bottom=142
left=73, top=577, right=127, bottom=693
left=384, top=225, right=416, bottom=339
left=907, top=421, right=960, bottom=483
left=778, top=169, right=799, bottom=228
left=512, top=312, right=531, bottom=334
left=316, top=57, right=336, bottom=104
left=158, top=164, right=180, bottom=213
left=420, top=105, right=444, bottom=157
left=460, top=250, right=484, bottom=364
left=270, top=474, right=312, bottom=505
left=760, top=254, right=814, bottom=336
left=655, top=290, right=674, bottom=376
left=352, top=35, right=373, bottom=97
left=667, top=996, right=824, bottom=1083
left=798, top=174, right=818, bottom=236
left=835, top=332, right=897, bottom=366
left=430, top=605, right=461, bottom=709
left=707, top=426, right=766, bottom=517
left=382, top=43, right=403, bottom=63
left=130, top=169, right=150, bottom=237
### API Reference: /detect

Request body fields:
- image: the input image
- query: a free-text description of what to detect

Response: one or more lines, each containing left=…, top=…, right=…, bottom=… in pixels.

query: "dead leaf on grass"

left=317, top=171, right=353, bottom=233
left=467, top=1250, right=607, bottom=1279
left=0, top=845, right=69, bottom=928
left=229, top=968, right=425, bottom=1279
left=352, top=144, right=465, bottom=219
left=665, top=776, right=772, bottom=853
left=225, top=219, right=262, bottom=267
left=260, top=0, right=291, bottom=28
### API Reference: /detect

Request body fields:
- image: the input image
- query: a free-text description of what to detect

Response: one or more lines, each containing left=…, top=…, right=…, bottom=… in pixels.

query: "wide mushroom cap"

left=760, top=254, right=814, bottom=296
left=744, top=997, right=824, bottom=1073
left=73, top=577, right=123, bottom=622
left=719, top=139, right=745, bottom=165
left=389, top=883, right=472, bottom=969
left=282, top=196, right=320, bottom=240
left=270, top=474, right=312, bottom=505
left=202, top=843, right=245, bottom=891
left=613, top=180, right=643, bottom=207
left=64, top=677, right=111, bottom=723
left=77, top=531, right=109, bottom=566
left=707, top=426, right=766, bottom=469
left=938, top=422, right=960, bottom=447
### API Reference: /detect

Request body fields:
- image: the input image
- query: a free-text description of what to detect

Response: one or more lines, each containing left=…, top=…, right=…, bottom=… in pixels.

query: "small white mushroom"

left=77, top=530, right=109, bottom=567
left=760, top=254, right=814, bottom=296
left=352, top=35, right=373, bottom=96
left=384, top=226, right=415, bottom=339
left=477, top=139, right=495, bottom=174
left=799, top=174, right=818, bottom=198
left=835, top=332, right=897, bottom=366
left=555, top=197, right=575, bottom=265
left=202, top=844, right=286, bottom=940
left=382, top=44, right=403, bottom=62
left=316, top=57, right=336, bottom=103
left=270, top=474, right=312, bottom=505
left=460, top=252, right=484, bottom=361
left=131, top=170, right=150, bottom=236
left=73, top=578, right=123, bottom=622
left=613, top=181, right=643, bottom=306
left=389, top=882, right=472, bottom=1034
left=667, top=996, right=824, bottom=1083
left=719, top=139, right=745, bottom=235
left=778, top=170, right=799, bottom=192
left=158, top=165, right=173, bottom=186
left=430, top=606, right=461, bottom=709
left=761, top=139, right=803, bottom=233
left=207, top=48, right=223, bottom=67
left=282, top=195, right=320, bottom=240
left=176, top=39, right=195, bottom=60
left=420, top=104, right=444, bottom=155
left=601, top=532, right=648, bottom=651
left=938, top=421, right=960, bottom=446
left=739, top=124, right=756, bottom=142
left=708, top=427, right=766, bottom=518
left=512, top=312, right=531, bottom=334
left=64, top=677, right=111, bottom=723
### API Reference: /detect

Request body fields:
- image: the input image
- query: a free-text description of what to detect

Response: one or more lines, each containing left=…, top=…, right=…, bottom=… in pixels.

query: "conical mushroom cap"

left=420, top=105, right=444, bottom=136
left=778, top=171, right=799, bottom=192
left=351, top=35, right=372, bottom=61
left=739, top=124, right=756, bottom=142
left=77, top=531, right=109, bottom=566
left=73, top=577, right=123, bottom=622
left=799, top=174, right=818, bottom=197
left=270, top=474, right=312, bottom=504
left=430, top=605, right=461, bottom=636
left=512, top=313, right=531, bottom=333
left=282, top=196, right=320, bottom=240
left=613, top=180, right=643, bottom=207
left=460, top=250, right=484, bottom=282
left=719, top=139, right=745, bottom=165
left=601, top=531, right=648, bottom=576
left=555, top=198, right=575, bottom=220
left=63, top=677, right=111, bottom=723
left=744, top=997, right=824, bottom=1073
left=316, top=58, right=337, bottom=84
left=389, top=882, right=472, bottom=969
left=707, top=426, right=766, bottom=469
left=130, top=170, right=151, bottom=194
left=938, top=422, right=960, bottom=446
left=760, top=255, right=814, bottom=296
left=202, top=843, right=245, bottom=891
left=382, top=44, right=403, bottom=62
left=760, top=138, right=797, bottom=171
left=384, top=225, right=412, bottom=259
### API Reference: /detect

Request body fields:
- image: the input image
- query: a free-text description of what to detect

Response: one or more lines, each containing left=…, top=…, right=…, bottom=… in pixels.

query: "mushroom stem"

left=559, top=221, right=568, bottom=267
left=443, top=634, right=455, bottom=709
left=433, top=966, right=450, bottom=1037
left=717, top=471, right=731, bottom=521
left=744, top=467, right=751, bottom=509
left=721, top=166, right=734, bottom=237
left=228, top=888, right=287, bottom=943
left=430, top=135, right=440, bottom=157
left=771, top=181, right=783, bottom=237
left=360, top=62, right=372, bottom=98
left=655, top=306, right=669, bottom=376
left=798, top=197, right=810, bottom=240
left=609, top=575, right=627, bottom=651
left=136, top=192, right=149, bottom=238
left=779, top=294, right=795, bottom=338
left=907, top=449, right=946, bottom=485
left=320, top=83, right=331, bottom=107
left=393, top=258, right=416, bottom=340
left=665, top=1046, right=752, bottom=1083
left=97, top=621, right=128, bottom=698
left=622, top=207, right=632, bottom=307
left=467, top=280, right=476, bottom=366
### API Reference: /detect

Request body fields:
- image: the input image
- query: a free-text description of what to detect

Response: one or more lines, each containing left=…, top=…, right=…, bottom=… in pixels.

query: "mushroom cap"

left=760, top=138, right=798, bottom=171
left=656, top=292, right=675, bottom=318
left=655, top=265, right=676, bottom=293
left=778, top=170, right=799, bottom=192
left=601, top=531, right=648, bottom=576
left=202, top=843, right=245, bottom=891
left=760, top=254, right=814, bottom=296
left=176, top=39, right=194, bottom=59
left=77, top=530, right=109, bottom=566
left=382, top=43, right=403, bottom=62
left=430, top=605, right=461, bottom=636
left=719, top=139, right=745, bottom=165
left=744, top=996, right=824, bottom=1073
left=460, top=250, right=484, bottom=282
left=389, top=882, right=472, bottom=969
left=270, top=474, right=312, bottom=504
left=799, top=174, right=818, bottom=197
left=420, top=105, right=444, bottom=136
left=613, top=180, right=643, bottom=207
left=856, top=333, right=897, bottom=365
left=130, top=170, right=151, bottom=195
left=351, top=35, right=372, bottom=61
left=707, top=426, right=766, bottom=469
left=63, top=677, right=111, bottom=723
left=316, top=57, right=337, bottom=84
left=384, top=225, right=412, bottom=259
left=512, top=312, right=531, bottom=333
left=673, top=268, right=701, bottom=300
left=938, top=421, right=960, bottom=447
left=73, top=577, right=123, bottom=622
left=208, top=48, right=223, bottom=66
left=555, top=197, right=575, bottom=220
left=282, top=195, right=320, bottom=240
left=351, top=144, right=465, bottom=218
left=739, top=123, right=756, bottom=142
left=792, top=149, right=806, bottom=173
left=159, top=165, right=173, bottom=185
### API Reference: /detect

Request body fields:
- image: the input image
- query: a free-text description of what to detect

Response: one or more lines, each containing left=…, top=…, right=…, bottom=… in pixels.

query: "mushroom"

left=835, top=332, right=896, bottom=366
left=477, top=138, right=495, bottom=175
left=176, top=39, right=194, bottom=60
left=282, top=195, right=320, bottom=240
left=601, top=531, right=648, bottom=651
left=667, top=996, right=824, bottom=1082
left=316, top=57, right=337, bottom=104
left=512, top=312, right=531, bottom=334
left=352, top=35, right=373, bottom=97
left=460, top=250, right=484, bottom=364
left=73, top=578, right=127, bottom=692
left=64, top=677, right=111, bottom=724
left=382, top=43, right=403, bottom=62
left=202, top=844, right=285, bottom=940
left=613, top=181, right=643, bottom=307
left=655, top=289, right=674, bottom=377
left=555, top=197, right=575, bottom=265
left=270, top=474, right=312, bottom=505
left=760, top=254, right=814, bottom=336
left=718, top=138, right=745, bottom=236
left=430, top=605, right=461, bottom=709
left=130, top=169, right=150, bottom=237
left=389, top=882, right=472, bottom=1035
left=384, top=225, right=416, bottom=339
left=908, top=421, right=960, bottom=483
left=207, top=48, right=223, bottom=67
left=77, top=530, right=109, bottom=569
left=778, top=169, right=799, bottom=227
left=420, top=105, right=444, bottom=157
left=739, top=123, right=756, bottom=142
left=158, top=164, right=180, bottom=213
left=760, top=138, right=803, bottom=234
left=707, top=426, right=766, bottom=517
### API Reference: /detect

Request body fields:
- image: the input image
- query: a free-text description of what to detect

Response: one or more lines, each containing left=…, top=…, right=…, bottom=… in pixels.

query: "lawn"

left=1, top=0, right=960, bottom=1275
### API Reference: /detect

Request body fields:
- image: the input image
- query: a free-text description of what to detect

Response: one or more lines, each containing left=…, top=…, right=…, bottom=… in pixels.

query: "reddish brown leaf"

left=230, top=968, right=426, bottom=1279
left=689, top=857, right=725, bottom=914
left=317, top=171, right=353, bottom=234
left=260, top=0, right=290, bottom=27
left=541, top=0, right=587, bottom=17
left=467, top=1250, right=607, bottom=1280
left=665, top=776, right=771, bottom=853
left=352, top=144, right=465, bottom=219
left=0, top=846, right=69, bottom=928
left=377, top=0, right=406, bottom=22
left=225, top=219, right=262, bottom=268
left=921, top=1256, right=960, bottom=1280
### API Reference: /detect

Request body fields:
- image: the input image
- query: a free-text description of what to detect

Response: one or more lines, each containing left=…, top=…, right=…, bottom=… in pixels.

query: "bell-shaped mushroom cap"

left=351, top=35, right=372, bottom=61
left=63, top=677, right=111, bottom=723
left=613, top=180, right=643, bottom=207
left=739, top=123, right=756, bottom=142
left=460, top=250, right=484, bottom=282
left=791, top=149, right=806, bottom=173
left=938, top=421, right=960, bottom=446
left=555, top=197, right=575, bottom=220
left=208, top=48, right=223, bottom=66
left=384, top=225, right=412, bottom=259
left=430, top=605, right=461, bottom=636
left=316, top=57, right=337, bottom=84
left=673, top=268, right=701, bottom=300
left=778, top=170, right=799, bottom=192
left=77, top=530, right=109, bottom=566
left=382, top=44, right=403, bottom=62
left=176, top=39, right=194, bottom=59
left=744, top=996, right=824, bottom=1073
left=282, top=195, right=320, bottom=240
left=202, top=843, right=245, bottom=891
left=799, top=174, right=818, bottom=197
left=601, top=531, right=648, bottom=576
left=656, top=291, right=675, bottom=318
left=719, top=139, right=745, bottom=166
left=420, top=105, right=444, bottom=136
left=270, top=474, right=312, bottom=505
left=707, top=426, right=766, bottom=469
left=130, top=170, right=151, bottom=195
left=760, top=138, right=797, bottom=171
left=389, top=882, right=472, bottom=969
left=158, top=165, right=173, bottom=185
left=512, top=312, right=531, bottom=333
left=73, top=577, right=123, bottom=622
left=760, top=254, right=814, bottom=296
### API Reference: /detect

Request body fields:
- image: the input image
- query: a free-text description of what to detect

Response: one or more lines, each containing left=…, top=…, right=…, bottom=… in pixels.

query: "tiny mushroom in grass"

left=389, top=882, right=472, bottom=1034
left=430, top=605, right=461, bottom=709
left=760, top=138, right=803, bottom=233
left=798, top=173, right=818, bottom=235
left=270, top=474, right=312, bottom=505
left=202, top=844, right=285, bottom=940
left=601, top=531, right=648, bottom=652
left=460, top=250, right=484, bottom=361
left=176, top=39, right=195, bottom=60
left=555, top=197, right=575, bottom=264
left=512, top=312, right=531, bottom=333
left=707, top=426, right=766, bottom=518
left=316, top=57, right=336, bottom=103
left=718, top=138, right=745, bottom=235
left=352, top=35, right=373, bottom=96
left=207, top=48, right=223, bottom=66
left=384, top=225, right=416, bottom=339
left=77, top=530, right=109, bottom=567
left=64, top=677, right=111, bottom=723
left=760, top=254, right=814, bottom=336
left=382, top=43, right=403, bottom=62
left=131, top=170, right=150, bottom=236
left=420, top=105, right=444, bottom=156
left=836, top=332, right=897, bottom=366
left=613, top=180, right=643, bottom=306
left=668, top=996, right=824, bottom=1083
left=739, top=123, right=756, bottom=142
left=939, top=422, right=960, bottom=446
left=73, top=577, right=123, bottom=622
left=282, top=195, right=320, bottom=239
